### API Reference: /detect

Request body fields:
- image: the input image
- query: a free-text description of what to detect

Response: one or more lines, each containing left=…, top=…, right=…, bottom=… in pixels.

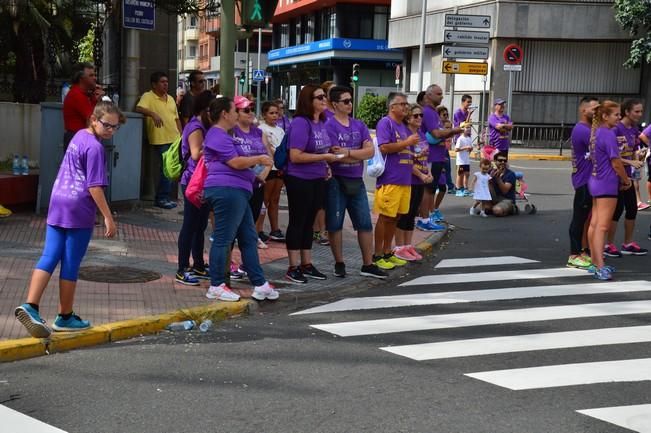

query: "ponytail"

left=589, top=100, right=620, bottom=176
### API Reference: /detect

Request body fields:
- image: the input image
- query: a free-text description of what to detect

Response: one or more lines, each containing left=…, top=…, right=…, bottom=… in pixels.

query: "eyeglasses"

left=238, top=108, right=252, bottom=113
left=495, top=159, right=507, bottom=163
left=312, top=94, right=326, bottom=101
left=411, top=113, right=424, bottom=118
left=99, top=119, right=120, bottom=130
left=337, top=98, right=353, bottom=105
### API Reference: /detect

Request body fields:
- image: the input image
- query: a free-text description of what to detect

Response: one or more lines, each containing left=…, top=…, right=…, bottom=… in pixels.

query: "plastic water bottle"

left=12, top=155, right=20, bottom=176
left=199, top=320, right=213, bottom=333
left=166, top=320, right=196, bottom=331
left=253, top=164, right=265, bottom=176
left=21, top=155, right=29, bottom=175
left=112, top=92, right=119, bottom=107
left=61, top=82, right=70, bottom=102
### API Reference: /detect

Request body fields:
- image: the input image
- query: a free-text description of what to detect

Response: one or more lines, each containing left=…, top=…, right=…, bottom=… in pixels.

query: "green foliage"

left=78, top=27, right=94, bottom=64
left=614, top=0, right=651, bottom=67
left=357, top=93, right=387, bottom=129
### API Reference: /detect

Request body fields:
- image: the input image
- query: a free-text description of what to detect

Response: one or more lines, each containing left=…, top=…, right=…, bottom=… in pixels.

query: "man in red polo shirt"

left=62, top=62, right=103, bottom=150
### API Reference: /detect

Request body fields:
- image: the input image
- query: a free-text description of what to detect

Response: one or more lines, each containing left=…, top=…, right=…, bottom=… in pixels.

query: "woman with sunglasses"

left=15, top=101, right=122, bottom=338
left=284, top=85, right=342, bottom=283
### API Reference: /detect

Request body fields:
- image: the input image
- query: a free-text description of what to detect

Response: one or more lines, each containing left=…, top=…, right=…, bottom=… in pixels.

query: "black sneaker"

left=334, top=262, right=346, bottom=278
left=258, top=231, right=270, bottom=242
left=269, top=230, right=285, bottom=241
left=190, top=265, right=210, bottom=280
left=360, top=264, right=388, bottom=279
left=301, top=263, right=327, bottom=280
left=285, top=266, right=308, bottom=283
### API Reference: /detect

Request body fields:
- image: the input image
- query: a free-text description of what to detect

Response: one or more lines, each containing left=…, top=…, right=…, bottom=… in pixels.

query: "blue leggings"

left=35, top=225, right=93, bottom=281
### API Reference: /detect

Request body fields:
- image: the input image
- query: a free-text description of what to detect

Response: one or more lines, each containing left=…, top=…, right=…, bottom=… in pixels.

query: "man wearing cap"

left=488, top=98, right=513, bottom=160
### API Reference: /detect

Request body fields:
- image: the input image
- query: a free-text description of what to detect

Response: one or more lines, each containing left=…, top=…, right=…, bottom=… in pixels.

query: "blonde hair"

left=480, top=158, right=492, bottom=168
left=589, top=100, right=619, bottom=174
left=92, top=101, right=126, bottom=125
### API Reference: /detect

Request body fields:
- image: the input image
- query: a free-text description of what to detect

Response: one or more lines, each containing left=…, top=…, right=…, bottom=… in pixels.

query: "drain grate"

left=78, top=266, right=161, bottom=283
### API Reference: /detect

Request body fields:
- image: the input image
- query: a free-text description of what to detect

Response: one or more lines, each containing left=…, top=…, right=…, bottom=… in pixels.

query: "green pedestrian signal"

left=241, top=0, right=279, bottom=28
left=239, top=71, right=246, bottom=84
left=250, top=0, right=262, bottom=21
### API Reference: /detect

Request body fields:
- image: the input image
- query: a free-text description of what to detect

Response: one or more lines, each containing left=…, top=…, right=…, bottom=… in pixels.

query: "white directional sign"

left=442, top=45, right=489, bottom=60
left=444, top=30, right=490, bottom=44
left=503, top=64, right=523, bottom=72
left=445, top=14, right=491, bottom=29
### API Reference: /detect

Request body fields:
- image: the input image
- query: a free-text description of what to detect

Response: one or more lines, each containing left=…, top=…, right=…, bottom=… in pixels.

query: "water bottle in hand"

left=166, top=320, right=196, bottom=331
left=199, top=320, right=213, bottom=333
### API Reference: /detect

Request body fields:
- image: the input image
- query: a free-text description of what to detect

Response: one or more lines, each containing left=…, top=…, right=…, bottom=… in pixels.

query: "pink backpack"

left=184, top=156, right=207, bottom=208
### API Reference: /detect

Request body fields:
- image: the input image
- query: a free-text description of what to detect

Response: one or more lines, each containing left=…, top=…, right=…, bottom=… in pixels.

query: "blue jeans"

left=325, top=177, right=372, bottom=232
left=177, top=185, right=210, bottom=272
left=36, top=225, right=93, bottom=281
left=204, top=186, right=266, bottom=287
left=155, top=143, right=172, bottom=203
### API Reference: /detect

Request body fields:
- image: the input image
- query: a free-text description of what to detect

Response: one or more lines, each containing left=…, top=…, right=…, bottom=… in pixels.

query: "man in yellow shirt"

left=136, top=71, right=182, bottom=209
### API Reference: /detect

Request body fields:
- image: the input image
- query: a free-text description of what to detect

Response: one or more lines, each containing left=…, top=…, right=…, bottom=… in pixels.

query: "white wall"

left=0, top=103, right=41, bottom=163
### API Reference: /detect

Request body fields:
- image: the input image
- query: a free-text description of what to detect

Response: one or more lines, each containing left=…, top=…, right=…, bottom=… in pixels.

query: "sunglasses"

left=411, top=113, right=424, bottom=118
left=99, top=119, right=120, bottom=130
left=337, top=98, right=353, bottom=105
left=312, top=94, right=326, bottom=101
left=238, top=108, right=252, bottom=113
left=495, top=159, right=507, bottom=163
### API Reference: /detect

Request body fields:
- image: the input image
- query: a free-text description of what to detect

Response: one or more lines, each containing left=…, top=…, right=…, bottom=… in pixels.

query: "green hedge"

left=357, top=94, right=387, bottom=129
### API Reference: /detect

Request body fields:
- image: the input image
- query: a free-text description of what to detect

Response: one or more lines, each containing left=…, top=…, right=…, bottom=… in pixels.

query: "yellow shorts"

left=373, top=184, right=411, bottom=218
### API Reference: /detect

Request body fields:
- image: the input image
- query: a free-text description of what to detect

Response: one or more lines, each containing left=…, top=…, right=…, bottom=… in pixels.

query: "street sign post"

left=252, top=69, right=265, bottom=81
left=503, top=44, right=524, bottom=117
left=445, top=14, right=491, bottom=28
left=395, top=64, right=401, bottom=90
left=503, top=64, right=522, bottom=72
left=123, top=0, right=155, bottom=31
left=444, top=30, right=490, bottom=44
left=442, top=61, right=488, bottom=75
left=442, top=45, right=489, bottom=60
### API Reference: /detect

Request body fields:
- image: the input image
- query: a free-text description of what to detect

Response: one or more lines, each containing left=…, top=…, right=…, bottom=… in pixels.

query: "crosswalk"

left=294, top=256, right=651, bottom=432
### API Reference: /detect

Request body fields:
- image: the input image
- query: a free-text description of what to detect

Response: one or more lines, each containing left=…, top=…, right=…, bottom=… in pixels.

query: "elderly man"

left=489, top=154, right=517, bottom=217
left=136, top=71, right=182, bottom=209
left=62, top=62, right=103, bottom=150
left=179, top=70, right=206, bottom=127
left=488, top=98, right=513, bottom=160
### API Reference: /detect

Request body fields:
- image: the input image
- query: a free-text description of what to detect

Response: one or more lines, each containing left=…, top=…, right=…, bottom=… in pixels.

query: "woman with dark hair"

left=274, top=98, right=291, bottom=131
left=203, top=97, right=277, bottom=301
left=175, top=90, right=214, bottom=285
left=284, top=84, right=341, bottom=283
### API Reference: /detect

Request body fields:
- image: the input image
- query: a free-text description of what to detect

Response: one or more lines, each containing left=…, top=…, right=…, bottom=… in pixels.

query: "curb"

left=416, top=226, right=449, bottom=254
left=0, top=300, right=252, bottom=363
left=448, top=150, right=571, bottom=162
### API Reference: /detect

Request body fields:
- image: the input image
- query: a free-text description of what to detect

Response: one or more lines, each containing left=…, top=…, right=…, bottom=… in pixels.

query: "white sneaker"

left=252, top=281, right=279, bottom=301
left=206, top=283, right=241, bottom=301
left=257, top=238, right=268, bottom=249
left=480, top=210, right=488, bottom=218
left=469, top=206, right=479, bottom=215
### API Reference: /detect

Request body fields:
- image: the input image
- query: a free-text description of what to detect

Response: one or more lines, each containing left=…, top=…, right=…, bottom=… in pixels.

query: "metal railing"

left=510, top=123, right=574, bottom=154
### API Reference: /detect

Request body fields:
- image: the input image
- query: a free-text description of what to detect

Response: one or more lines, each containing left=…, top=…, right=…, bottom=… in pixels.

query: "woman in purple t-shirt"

left=639, top=124, right=651, bottom=239
left=284, top=84, right=341, bottom=284
left=176, top=90, right=214, bottom=286
left=202, top=97, right=277, bottom=302
left=15, top=101, right=122, bottom=338
left=587, top=101, right=632, bottom=280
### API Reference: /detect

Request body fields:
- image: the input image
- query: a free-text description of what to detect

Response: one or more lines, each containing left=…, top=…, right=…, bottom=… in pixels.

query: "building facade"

left=389, top=0, right=650, bottom=125
left=269, top=0, right=399, bottom=109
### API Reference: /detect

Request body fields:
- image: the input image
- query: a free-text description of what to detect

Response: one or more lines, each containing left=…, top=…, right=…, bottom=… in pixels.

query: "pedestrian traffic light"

left=352, top=64, right=360, bottom=83
left=241, top=0, right=279, bottom=28
left=239, top=71, right=246, bottom=85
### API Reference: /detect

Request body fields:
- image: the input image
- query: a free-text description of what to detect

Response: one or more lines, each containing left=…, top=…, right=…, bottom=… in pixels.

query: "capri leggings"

left=36, top=225, right=93, bottom=281
left=612, top=185, right=637, bottom=221
left=430, top=162, right=447, bottom=193
left=397, top=184, right=426, bottom=231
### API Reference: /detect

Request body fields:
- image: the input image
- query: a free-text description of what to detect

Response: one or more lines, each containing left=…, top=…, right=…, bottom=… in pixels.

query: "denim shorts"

left=326, top=177, right=373, bottom=232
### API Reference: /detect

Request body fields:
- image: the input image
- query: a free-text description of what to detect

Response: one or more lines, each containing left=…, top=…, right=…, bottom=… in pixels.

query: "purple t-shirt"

left=376, top=116, right=413, bottom=187
left=421, top=105, right=446, bottom=163
left=325, top=117, right=371, bottom=178
left=588, top=126, right=621, bottom=197
left=412, top=131, right=430, bottom=185
left=180, top=117, right=206, bottom=186
left=47, top=129, right=107, bottom=229
left=324, top=108, right=335, bottom=120
left=453, top=108, right=468, bottom=142
left=278, top=115, right=291, bottom=132
left=286, top=117, right=332, bottom=180
left=570, top=122, right=592, bottom=189
left=233, top=125, right=268, bottom=187
left=614, top=122, right=640, bottom=178
left=488, top=113, right=511, bottom=151
left=203, top=126, right=256, bottom=193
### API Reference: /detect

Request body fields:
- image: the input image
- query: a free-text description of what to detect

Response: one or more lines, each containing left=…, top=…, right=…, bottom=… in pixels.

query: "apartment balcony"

left=182, top=58, right=199, bottom=71
left=184, top=27, right=199, bottom=41
left=209, top=52, right=269, bottom=72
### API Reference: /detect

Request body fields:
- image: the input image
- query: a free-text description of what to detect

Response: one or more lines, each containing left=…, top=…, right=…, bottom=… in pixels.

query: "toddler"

left=469, top=159, right=493, bottom=217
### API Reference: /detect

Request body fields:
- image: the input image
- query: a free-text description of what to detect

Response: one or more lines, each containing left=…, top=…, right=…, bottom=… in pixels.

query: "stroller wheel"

left=525, top=204, right=537, bottom=214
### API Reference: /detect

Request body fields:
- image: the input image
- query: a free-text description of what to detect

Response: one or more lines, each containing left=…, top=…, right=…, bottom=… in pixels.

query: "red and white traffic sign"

left=395, top=64, right=401, bottom=81
left=503, top=44, right=523, bottom=65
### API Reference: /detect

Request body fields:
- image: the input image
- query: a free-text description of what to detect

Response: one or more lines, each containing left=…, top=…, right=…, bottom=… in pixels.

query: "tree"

left=357, top=94, right=387, bottom=130
left=614, top=0, right=651, bottom=67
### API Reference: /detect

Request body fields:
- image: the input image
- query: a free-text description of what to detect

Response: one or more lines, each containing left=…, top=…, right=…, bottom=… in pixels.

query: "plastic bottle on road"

left=199, top=320, right=213, bottom=333
left=12, top=155, right=20, bottom=176
left=166, top=320, right=196, bottom=331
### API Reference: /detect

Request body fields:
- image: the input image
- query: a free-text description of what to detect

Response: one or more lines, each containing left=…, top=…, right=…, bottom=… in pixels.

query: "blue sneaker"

left=175, top=270, right=200, bottom=286
left=593, top=267, right=612, bottom=281
left=416, top=220, right=445, bottom=232
left=463, top=189, right=473, bottom=197
left=455, top=189, right=464, bottom=197
left=15, top=304, right=51, bottom=338
left=587, top=264, right=616, bottom=274
left=430, top=209, right=445, bottom=223
left=52, top=313, right=91, bottom=332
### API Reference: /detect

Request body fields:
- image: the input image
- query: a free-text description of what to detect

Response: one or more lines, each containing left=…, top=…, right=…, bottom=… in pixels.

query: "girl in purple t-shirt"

left=15, top=101, right=122, bottom=338
left=586, top=101, right=632, bottom=280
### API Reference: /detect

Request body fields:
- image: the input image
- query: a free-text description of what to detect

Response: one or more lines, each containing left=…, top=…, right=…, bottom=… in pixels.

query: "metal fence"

left=510, top=123, right=574, bottom=151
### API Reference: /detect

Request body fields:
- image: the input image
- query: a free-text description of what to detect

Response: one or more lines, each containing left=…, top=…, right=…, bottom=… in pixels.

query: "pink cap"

left=234, top=95, right=252, bottom=109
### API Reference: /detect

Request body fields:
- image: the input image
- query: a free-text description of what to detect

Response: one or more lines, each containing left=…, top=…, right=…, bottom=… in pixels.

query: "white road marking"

left=292, top=281, right=651, bottom=315
left=310, top=300, right=651, bottom=337
left=434, top=256, right=538, bottom=269
left=465, top=358, right=651, bottom=390
left=400, top=267, right=586, bottom=287
left=381, top=325, right=651, bottom=361
left=577, top=404, right=651, bottom=433
left=0, top=404, right=68, bottom=432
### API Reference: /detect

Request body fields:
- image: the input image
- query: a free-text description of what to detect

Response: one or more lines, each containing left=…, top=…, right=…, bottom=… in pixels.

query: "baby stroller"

left=513, top=171, right=537, bottom=214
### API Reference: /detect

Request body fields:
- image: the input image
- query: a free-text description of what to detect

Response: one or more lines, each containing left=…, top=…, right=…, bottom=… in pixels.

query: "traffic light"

left=239, top=71, right=246, bottom=85
left=352, top=64, right=360, bottom=83
left=241, top=0, right=279, bottom=29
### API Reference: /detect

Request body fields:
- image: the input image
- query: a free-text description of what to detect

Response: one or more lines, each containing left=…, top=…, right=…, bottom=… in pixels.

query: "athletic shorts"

left=457, top=164, right=470, bottom=172
left=373, top=184, right=411, bottom=218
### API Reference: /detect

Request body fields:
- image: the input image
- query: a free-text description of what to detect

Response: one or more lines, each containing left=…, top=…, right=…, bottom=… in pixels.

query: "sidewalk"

left=0, top=190, right=440, bottom=343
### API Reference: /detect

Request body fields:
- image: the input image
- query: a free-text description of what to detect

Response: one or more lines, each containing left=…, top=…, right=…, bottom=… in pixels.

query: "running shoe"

left=15, top=304, right=51, bottom=338
left=416, top=220, right=435, bottom=231
left=257, top=238, right=268, bottom=249
left=251, top=282, right=279, bottom=301
left=429, top=209, right=445, bottom=222
left=566, top=255, right=591, bottom=269
left=587, top=264, right=616, bottom=274
left=621, top=242, right=648, bottom=256
left=469, top=207, right=480, bottom=216
left=373, top=256, right=395, bottom=270
left=52, top=313, right=91, bottom=332
left=190, top=265, right=210, bottom=280
left=603, top=243, right=622, bottom=258
left=593, top=267, right=612, bottom=281
left=463, top=190, right=473, bottom=197
left=156, top=200, right=177, bottom=209
left=285, top=266, right=308, bottom=283
left=406, top=245, right=423, bottom=261
left=175, top=270, right=200, bottom=286
left=637, top=202, right=650, bottom=211
left=301, top=264, right=327, bottom=280
left=479, top=211, right=488, bottom=218
left=360, top=264, right=388, bottom=279
left=258, top=231, right=270, bottom=242
left=387, top=254, right=407, bottom=267
left=334, top=262, right=346, bottom=278
left=455, top=189, right=464, bottom=197
left=230, top=262, right=247, bottom=280
left=314, top=232, right=330, bottom=246
left=0, top=204, right=12, bottom=218
left=393, top=246, right=417, bottom=262
left=205, top=284, right=240, bottom=301
left=269, top=230, right=286, bottom=241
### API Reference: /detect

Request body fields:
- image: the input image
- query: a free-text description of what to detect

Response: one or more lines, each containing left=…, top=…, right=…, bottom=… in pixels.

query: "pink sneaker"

left=406, top=245, right=423, bottom=260
left=393, top=246, right=417, bottom=261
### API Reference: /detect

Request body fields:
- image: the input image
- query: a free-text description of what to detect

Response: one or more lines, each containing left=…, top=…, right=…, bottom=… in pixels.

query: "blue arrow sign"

left=252, top=69, right=265, bottom=81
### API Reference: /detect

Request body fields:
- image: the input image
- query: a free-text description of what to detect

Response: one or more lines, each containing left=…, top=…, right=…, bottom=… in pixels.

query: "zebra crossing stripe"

left=576, top=404, right=651, bottom=433
left=465, top=358, right=651, bottom=390
left=0, top=404, right=68, bottom=432
left=292, top=281, right=651, bottom=315
left=381, top=325, right=651, bottom=361
left=435, top=256, right=538, bottom=269
left=310, top=300, right=651, bottom=337
left=399, top=267, right=586, bottom=287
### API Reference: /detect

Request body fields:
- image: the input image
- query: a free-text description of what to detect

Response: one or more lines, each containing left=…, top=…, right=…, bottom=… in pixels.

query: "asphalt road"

left=2, top=159, right=651, bottom=433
